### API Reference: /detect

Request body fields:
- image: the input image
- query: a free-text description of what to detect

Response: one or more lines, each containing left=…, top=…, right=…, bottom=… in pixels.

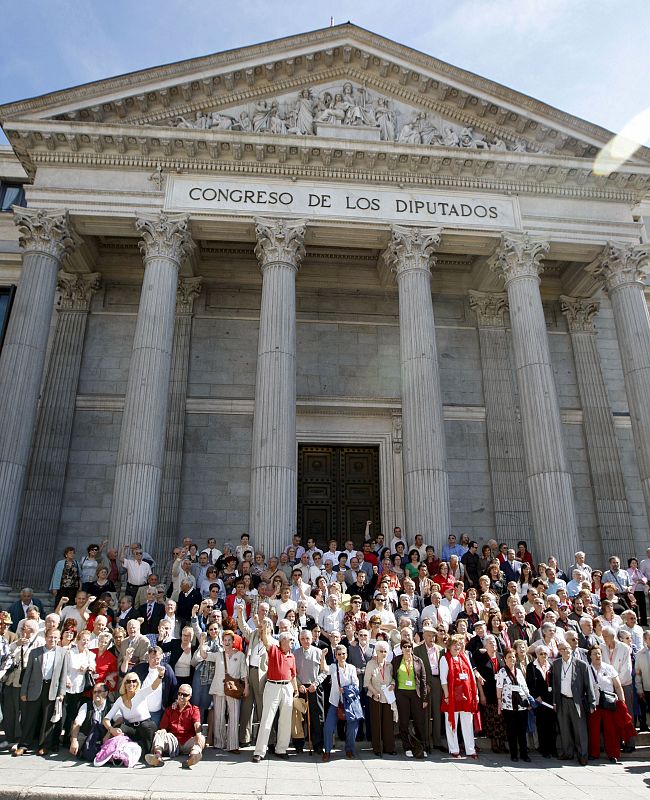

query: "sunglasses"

left=177, top=691, right=191, bottom=697
left=125, top=679, right=138, bottom=684
left=401, top=644, right=413, bottom=649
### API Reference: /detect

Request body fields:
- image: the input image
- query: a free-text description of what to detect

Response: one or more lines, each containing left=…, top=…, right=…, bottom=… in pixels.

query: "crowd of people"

left=0, top=526, right=648, bottom=769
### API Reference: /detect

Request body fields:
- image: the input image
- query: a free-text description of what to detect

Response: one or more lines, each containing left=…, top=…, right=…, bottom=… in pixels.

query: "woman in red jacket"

left=440, top=635, right=479, bottom=758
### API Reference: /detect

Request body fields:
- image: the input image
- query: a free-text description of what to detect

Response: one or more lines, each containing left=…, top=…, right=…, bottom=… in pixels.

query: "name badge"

left=458, top=672, right=468, bottom=680
left=405, top=680, right=413, bottom=687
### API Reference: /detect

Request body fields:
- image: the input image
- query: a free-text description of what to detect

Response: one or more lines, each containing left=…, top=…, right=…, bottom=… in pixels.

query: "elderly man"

left=145, top=683, right=204, bottom=768
left=420, top=592, right=451, bottom=629
left=602, top=556, right=632, bottom=595
left=16, top=628, right=69, bottom=756
left=8, top=589, right=45, bottom=633
left=601, top=626, right=633, bottom=713
left=118, top=619, right=151, bottom=670
left=134, top=574, right=161, bottom=608
left=252, top=616, right=297, bottom=763
left=293, top=628, right=327, bottom=754
left=69, top=682, right=112, bottom=760
left=620, top=610, right=644, bottom=651
left=237, top=603, right=270, bottom=747
left=2, top=619, right=43, bottom=748
left=551, top=641, right=595, bottom=764
left=56, top=590, right=93, bottom=630
left=507, top=605, right=536, bottom=645
left=129, top=645, right=178, bottom=724
left=414, top=622, right=445, bottom=752
left=121, top=544, right=152, bottom=599
left=318, top=594, right=345, bottom=639
left=136, top=587, right=166, bottom=636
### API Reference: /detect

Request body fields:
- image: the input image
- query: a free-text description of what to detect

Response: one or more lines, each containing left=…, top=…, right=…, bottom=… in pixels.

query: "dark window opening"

left=0, top=183, right=26, bottom=211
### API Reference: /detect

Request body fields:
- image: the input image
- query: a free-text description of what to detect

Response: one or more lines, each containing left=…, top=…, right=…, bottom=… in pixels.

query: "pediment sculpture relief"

left=165, top=81, right=539, bottom=152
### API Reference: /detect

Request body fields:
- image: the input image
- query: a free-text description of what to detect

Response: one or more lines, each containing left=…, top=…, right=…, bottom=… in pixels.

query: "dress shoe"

left=252, top=754, right=262, bottom=763
left=511, top=756, right=519, bottom=762
left=37, top=748, right=48, bottom=757
left=522, top=756, right=531, bottom=763
left=275, top=752, right=289, bottom=760
left=346, top=750, right=355, bottom=759
left=228, top=748, right=240, bottom=754
left=373, top=751, right=382, bottom=757
left=322, top=752, right=330, bottom=762
left=609, top=757, right=621, bottom=764
left=12, top=747, right=25, bottom=757
left=578, top=756, right=588, bottom=766
left=385, top=751, right=397, bottom=755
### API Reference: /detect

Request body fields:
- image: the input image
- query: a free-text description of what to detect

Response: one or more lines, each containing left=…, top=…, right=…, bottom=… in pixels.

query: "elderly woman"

left=191, top=617, right=222, bottom=744
left=526, top=644, right=556, bottom=757
left=473, top=633, right=507, bottom=753
left=496, top=647, right=532, bottom=762
left=588, top=644, right=636, bottom=763
left=103, top=669, right=164, bottom=756
left=91, top=631, right=118, bottom=694
left=528, top=621, right=560, bottom=659
left=322, top=644, right=360, bottom=761
left=393, top=639, right=428, bottom=758
left=87, top=565, right=116, bottom=599
left=448, top=554, right=464, bottom=584
left=441, top=634, right=479, bottom=758
left=63, top=629, right=96, bottom=744
left=395, top=594, right=420, bottom=634
left=364, top=640, right=396, bottom=756
left=167, top=626, right=196, bottom=682
left=202, top=630, right=248, bottom=753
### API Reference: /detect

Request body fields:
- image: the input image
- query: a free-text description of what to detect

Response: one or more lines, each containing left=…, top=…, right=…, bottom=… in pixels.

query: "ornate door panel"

left=297, top=444, right=380, bottom=546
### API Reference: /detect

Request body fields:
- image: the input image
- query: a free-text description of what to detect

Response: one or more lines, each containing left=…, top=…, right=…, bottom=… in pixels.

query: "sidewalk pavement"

left=0, top=744, right=648, bottom=800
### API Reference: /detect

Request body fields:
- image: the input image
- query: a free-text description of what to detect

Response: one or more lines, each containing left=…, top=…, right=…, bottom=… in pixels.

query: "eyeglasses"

left=401, top=644, right=413, bottom=649
left=177, top=691, right=191, bottom=697
left=352, top=600, right=361, bottom=604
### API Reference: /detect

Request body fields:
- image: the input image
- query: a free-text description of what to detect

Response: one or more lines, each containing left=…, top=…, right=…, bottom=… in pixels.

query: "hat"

left=422, top=622, right=435, bottom=631
left=474, top=620, right=487, bottom=628
left=559, top=603, right=569, bottom=609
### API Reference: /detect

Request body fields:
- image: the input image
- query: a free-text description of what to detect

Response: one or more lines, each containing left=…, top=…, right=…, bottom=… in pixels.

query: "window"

left=0, top=287, right=16, bottom=351
left=0, top=183, right=25, bottom=211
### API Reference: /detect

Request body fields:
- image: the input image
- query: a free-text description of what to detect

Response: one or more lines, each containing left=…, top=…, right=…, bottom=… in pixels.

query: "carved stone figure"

left=290, top=88, right=314, bottom=135
left=398, top=113, right=422, bottom=144
left=419, top=114, right=442, bottom=145
left=341, top=82, right=376, bottom=127
left=375, top=97, right=396, bottom=141
left=316, top=93, right=347, bottom=125
left=442, top=126, right=460, bottom=147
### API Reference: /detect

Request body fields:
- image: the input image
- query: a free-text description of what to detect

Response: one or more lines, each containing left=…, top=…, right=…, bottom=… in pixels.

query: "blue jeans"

left=323, top=703, right=359, bottom=754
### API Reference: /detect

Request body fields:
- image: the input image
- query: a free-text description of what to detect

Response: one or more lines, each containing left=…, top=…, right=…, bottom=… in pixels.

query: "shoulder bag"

left=223, top=652, right=245, bottom=699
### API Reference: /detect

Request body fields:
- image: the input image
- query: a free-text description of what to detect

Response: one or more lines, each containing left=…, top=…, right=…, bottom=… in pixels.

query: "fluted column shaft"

left=12, top=272, right=101, bottom=589
left=560, top=295, right=634, bottom=558
left=155, top=277, right=202, bottom=573
left=491, top=233, right=579, bottom=568
left=249, top=218, right=306, bottom=558
left=0, top=209, right=76, bottom=583
left=108, top=213, right=194, bottom=554
left=469, top=291, right=532, bottom=545
left=587, top=243, right=650, bottom=519
left=384, top=225, right=450, bottom=550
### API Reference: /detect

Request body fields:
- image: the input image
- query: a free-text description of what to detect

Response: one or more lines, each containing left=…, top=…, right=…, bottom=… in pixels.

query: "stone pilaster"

left=490, top=232, right=579, bottom=568
left=249, top=218, right=306, bottom=559
left=12, top=271, right=101, bottom=589
left=0, top=208, right=77, bottom=584
left=108, top=212, right=194, bottom=554
left=383, top=225, right=450, bottom=551
left=586, top=242, right=650, bottom=520
left=468, top=290, right=532, bottom=545
left=559, top=295, right=634, bottom=558
left=155, top=276, right=202, bottom=572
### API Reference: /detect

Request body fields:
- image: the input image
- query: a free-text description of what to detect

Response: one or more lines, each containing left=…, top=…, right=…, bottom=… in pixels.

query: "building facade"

left=0, top=24, right=649, bottom=590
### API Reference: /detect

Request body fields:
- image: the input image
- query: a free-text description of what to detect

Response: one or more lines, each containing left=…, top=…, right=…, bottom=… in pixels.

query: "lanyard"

left=404, top=659, right=412, bottom=678
left=379, top=663, right=386, bottom=683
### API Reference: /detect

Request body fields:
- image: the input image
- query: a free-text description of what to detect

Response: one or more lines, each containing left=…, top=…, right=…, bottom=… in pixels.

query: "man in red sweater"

left=145, top=684, right=204, bottom=768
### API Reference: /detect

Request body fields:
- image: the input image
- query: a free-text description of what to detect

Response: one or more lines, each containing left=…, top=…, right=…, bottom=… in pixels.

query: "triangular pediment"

left=1, top=23, right=640, bottom=162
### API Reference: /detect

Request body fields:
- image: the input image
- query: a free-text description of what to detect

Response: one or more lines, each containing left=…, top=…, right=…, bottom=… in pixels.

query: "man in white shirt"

left=419, top=593, right=452, bottom=629
left=389, top=526, right=406, bottom=555
left=58, top=591, right=92, bottom=630
left=304, top=538, right=323, bottom=565
left=620, top=610, right=644, bottom=651
left=297, top=553, right=321, bottom=585
left=410, top=534, right=428, bottom=562
left=270, top=586, right=297, bottom=621
left=440, top=587, right=462, bottom=622
left=321, top=540, right=340, bottom=567
left=121, top=545, right=152, bottom=599
left=201, top=537, right=222, bottom=566
left=569, top=551, right=592, bottom=581
left=341, top=540, right=357, bottom=567
left=318, top=595, right=345, bottom=639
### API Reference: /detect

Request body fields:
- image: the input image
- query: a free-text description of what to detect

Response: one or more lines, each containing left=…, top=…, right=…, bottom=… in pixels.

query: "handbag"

left=222, top=652, right=245, bottom=699
left=83, top=668, right=96, bottom=692
left=599, top=690, right=617, bottom=711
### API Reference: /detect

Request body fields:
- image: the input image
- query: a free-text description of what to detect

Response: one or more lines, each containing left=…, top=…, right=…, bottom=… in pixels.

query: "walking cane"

left=306, top=695, right=313, bottom=755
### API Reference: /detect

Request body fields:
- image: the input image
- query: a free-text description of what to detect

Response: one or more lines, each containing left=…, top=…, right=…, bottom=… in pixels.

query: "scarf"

left=442, top=651, right=477, bottom=730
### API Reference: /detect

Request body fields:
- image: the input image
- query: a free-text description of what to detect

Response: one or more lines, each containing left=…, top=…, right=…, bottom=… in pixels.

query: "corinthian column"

left=559, top=295, right=634, bottom=557
left=383, top=225, right=450, bottom=550
left=586, top=242, right=650, bottom=519
left=469, top=291, right=532, bottom=545
left=155, top=276, right=202, bottom=570
left=0, top=208, right=77, bottom=584
left=249, top=218, right=306, bottom=558
left=108, top=213, right=194, bottom=554
left=13, top=271, right=101, bottom=589
left=490, top=233, right=579, bottom=568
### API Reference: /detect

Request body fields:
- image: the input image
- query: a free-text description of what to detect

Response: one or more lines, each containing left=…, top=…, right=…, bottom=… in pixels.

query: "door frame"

left=296, top=412, right=403, bottom=539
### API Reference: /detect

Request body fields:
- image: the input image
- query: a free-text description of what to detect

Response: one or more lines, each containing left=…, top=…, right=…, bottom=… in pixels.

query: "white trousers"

left=212, top=693, right=241, bottom=751
left=444, top=711, right=476, bottom=756
left=254, top=682, right=293, bottom=758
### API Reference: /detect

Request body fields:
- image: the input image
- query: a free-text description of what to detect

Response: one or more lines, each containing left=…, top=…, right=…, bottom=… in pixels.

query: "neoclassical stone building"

left=0, top=24, right=649, bottom=590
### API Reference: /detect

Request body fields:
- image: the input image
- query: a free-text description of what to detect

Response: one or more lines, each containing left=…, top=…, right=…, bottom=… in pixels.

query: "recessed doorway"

left=297, top=444, right=381, bottom=547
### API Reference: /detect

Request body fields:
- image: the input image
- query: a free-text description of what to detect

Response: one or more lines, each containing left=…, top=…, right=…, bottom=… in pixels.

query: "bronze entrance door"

left=297, top=444, right=380, bottom=547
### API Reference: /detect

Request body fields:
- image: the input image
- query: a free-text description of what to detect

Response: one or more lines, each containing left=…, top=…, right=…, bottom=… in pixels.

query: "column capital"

left=56, top=271, right=102, bottom=312
left=254, top=217, right=306, bottom=270
left=585, top=241, right=650, bottom=292
left=489, top=232, right=550, bottom=285
left=559, top=295, right=600, bottom=333
left=135, top=212, right=195, bottom=265
left=14, top=207, right=77, bottom=262
left=468, top=290, right=508, bottom=327
left=176, top=276, right=203, bottom=314
left=383, top=225, right=442, bottom=277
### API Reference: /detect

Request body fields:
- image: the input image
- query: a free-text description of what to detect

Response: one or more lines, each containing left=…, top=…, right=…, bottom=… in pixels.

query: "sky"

left=1, top=0, right=649, bottom=146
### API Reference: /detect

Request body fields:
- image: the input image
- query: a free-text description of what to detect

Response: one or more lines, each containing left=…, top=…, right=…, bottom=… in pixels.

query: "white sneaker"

left=405, top=750, right=413, bottom=758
